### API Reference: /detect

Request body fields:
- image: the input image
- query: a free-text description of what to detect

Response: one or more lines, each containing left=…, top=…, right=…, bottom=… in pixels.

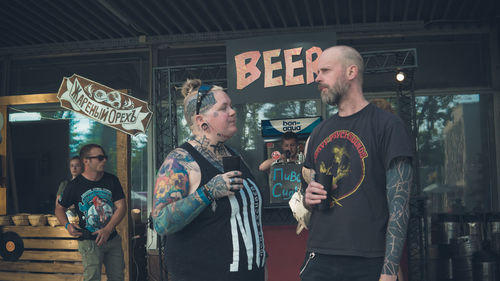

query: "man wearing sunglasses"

left=56, top=143, right=126, bottom=281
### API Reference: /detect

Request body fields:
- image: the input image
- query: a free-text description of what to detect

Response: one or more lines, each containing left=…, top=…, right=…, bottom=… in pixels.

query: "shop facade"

left=0, top=2, right=499, bottom=281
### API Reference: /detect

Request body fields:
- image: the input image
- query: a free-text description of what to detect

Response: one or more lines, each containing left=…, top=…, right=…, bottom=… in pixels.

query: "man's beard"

left=320, top=78, right=350, bottom=106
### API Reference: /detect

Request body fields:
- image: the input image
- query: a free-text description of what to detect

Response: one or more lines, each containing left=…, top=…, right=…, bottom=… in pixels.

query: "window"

left=417, top=94, right=496, bottom=214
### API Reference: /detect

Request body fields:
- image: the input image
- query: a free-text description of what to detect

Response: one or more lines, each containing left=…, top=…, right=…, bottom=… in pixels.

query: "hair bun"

left=181, top=79, right=202, bottom=97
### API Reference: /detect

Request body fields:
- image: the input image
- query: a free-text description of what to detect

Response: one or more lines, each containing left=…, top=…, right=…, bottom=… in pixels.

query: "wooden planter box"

left=0, top=225, right=106, bottom=281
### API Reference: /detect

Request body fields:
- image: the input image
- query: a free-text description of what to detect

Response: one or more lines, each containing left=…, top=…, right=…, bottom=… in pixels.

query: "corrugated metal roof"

left=0, top=0, right=498, bottom=50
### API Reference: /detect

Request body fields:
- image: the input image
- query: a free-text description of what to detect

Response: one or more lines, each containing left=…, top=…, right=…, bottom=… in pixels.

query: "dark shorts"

left=300, top=252, right=384, bottom=281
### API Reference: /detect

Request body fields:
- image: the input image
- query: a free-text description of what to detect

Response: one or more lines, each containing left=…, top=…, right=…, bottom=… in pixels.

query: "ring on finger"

left=229, top=178, right=234, bottom=184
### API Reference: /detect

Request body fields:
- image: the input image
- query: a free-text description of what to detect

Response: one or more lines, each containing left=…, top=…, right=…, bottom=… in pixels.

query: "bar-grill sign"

left=57, top=74, right=152, bottom=136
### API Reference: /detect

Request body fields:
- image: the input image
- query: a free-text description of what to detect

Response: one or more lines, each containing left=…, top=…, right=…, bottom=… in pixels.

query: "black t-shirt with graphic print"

left=304, top=103, right=413, bottom=257
left=59, top=172, right=125, bottom=234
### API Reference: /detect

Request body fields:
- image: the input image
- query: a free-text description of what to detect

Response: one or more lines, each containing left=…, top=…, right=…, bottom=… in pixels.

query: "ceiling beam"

left=97, top=0, right=146, bottom=35
left=304, top=0, right=314, bottom=27
left=169, top=1, right=200, bottom=33
left=243, top=0, right=262, bottom=29
left=429, top=0, right=440, bottom=21
left=31, top=1, right=81, bottom=41
left=319, top=0, right=327, bottom=26
left=257, top=0, right=275, bottom=28
left=51, top=1, right=104, bottom=39
left=3, top=22, right=492, bottom=57
left=142, top=1, right=175, bottom=34
left=229, top=0, right=249, bottom=30
left=455, top=0, right=468, bottom=20
left=180, top=1, right=209, bottom=33
left=389, top=0, right=395, bottom=22
left=403, top=0, right=410, bottom=21
left=349, top=0, right=354, bottom=25
left=156, top=2, right=187, bottom=33
left=335, top=0, right=341, bottom=25
left=212, top=0, right=237, bottom=31
left=442, top=0, right=453, bottom=19
left=362, top=0, right=367, bottom=23
left=0, top=29, right=29, bottom=46
left=73, top=0, right=117, bottom=38
left=15, top=1, right=68, bottom=43
left=416, top=0, right=424, bottom=21
left=88, top=4, right=126, bottom=38
left=468, top=0, right=480, bottom=20
left=96, top=2, right=138, bottom=36
left=197, top=0, right=224, bottom=32
left=0, top=8, right=52, bottom=44
left=290, top=0, right=301, bottom=27
left=129, top=1, right=163, bottom=35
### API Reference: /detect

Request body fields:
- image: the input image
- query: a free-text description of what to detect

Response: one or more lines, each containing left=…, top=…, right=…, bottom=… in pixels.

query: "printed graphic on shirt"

left=313, top=130, right=368, bottom=204
left=228, top=178, right=266, bottom=272
left=78, top=188, right=114, bottom=232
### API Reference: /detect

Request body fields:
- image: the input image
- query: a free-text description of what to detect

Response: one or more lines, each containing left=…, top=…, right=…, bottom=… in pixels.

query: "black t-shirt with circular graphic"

left=304, top=103, right=413, bottom=257
left=59, top=172, right=125, bottom=233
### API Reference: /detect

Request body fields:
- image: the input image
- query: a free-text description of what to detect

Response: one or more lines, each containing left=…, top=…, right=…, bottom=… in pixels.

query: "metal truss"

left=393, top=55, right=426, bottom=281
left=363, top=48, right=417, bottom=74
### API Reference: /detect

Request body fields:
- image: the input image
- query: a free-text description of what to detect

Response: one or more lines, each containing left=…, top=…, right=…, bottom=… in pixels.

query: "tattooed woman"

left=152, top=79, right=266, bottom=281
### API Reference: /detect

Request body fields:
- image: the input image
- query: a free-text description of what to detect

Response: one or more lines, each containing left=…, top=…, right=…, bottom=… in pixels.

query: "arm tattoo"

left=383, top=157, right=412, bottom=275
left=152, top=148, right=207, bottom=235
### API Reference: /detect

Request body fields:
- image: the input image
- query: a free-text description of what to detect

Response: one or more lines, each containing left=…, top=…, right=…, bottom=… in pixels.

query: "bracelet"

left=65, top=222, right=70, bottom=229
left=196, top=187, right=211, bottom=205
left=201, top=185, right=215, bottom=202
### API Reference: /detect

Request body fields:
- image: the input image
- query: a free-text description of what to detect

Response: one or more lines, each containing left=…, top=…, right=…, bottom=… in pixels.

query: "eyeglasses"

left=86, top=155, right=108, bottom=161
left=195, top=84, right=213, bottom=115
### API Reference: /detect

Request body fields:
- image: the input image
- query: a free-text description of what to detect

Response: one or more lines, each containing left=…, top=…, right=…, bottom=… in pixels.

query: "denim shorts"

left=300, top=252, right=384, bottom=281
left=78, top=234, right=125, bottom=281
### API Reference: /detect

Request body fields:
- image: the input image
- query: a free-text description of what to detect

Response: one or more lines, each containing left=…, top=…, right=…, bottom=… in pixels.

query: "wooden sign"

left=57, top=74, right=153, bottom=136
left=269, top=163, right=302, bottom=205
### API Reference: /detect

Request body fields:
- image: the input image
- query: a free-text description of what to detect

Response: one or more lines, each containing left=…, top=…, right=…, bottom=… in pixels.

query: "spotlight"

left=396, top=71, right=405, bottom=82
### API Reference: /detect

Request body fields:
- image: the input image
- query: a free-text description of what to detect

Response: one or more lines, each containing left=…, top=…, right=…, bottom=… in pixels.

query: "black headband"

left=195, top=84, right=213, bottom=115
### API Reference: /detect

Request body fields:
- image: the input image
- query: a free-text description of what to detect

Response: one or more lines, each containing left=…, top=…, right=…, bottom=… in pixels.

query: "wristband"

left=65, top=222, right=70, bottom=229
left=203, top=186, right=215, bottom=202
left=197, top=187, right=211, bottom=205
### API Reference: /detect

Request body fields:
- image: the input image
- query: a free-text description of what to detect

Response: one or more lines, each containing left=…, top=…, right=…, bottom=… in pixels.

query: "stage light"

left=396, top=71, right=405, bottom=82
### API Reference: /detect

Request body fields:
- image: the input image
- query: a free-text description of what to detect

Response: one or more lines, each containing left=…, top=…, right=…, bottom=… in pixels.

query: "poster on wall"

left=56, top=74, right=153, bottom=136
left=261, top=116, right=322, bottom=138
left=226, top=32, right=336, bottom=104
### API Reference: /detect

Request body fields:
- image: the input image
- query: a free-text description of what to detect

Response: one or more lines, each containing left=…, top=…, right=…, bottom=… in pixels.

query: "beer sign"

left=226, top=32, right=336, bottom=104
left=57, top=74, right=152, bottom=136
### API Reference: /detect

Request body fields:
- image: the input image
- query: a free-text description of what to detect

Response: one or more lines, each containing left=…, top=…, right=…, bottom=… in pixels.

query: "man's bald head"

left=322, top=46, right=364, bottom=83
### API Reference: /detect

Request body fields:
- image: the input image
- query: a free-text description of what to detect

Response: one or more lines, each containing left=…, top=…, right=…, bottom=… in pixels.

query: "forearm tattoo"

left=383, top=157, right=412, bottom=275
left=152, top=148, right=207, bottom=235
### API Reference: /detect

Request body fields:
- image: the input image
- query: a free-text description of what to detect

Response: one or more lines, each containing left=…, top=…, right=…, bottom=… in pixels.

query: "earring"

left=201, top=123, right=208, bottom=130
